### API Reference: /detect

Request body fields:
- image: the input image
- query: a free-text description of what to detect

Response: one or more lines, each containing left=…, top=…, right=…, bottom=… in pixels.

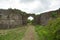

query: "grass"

left=0, top=26, right=27, bottom=40
left=35, top=25, right=48, bottom=40
left=35, top=18, right=60, bottom=40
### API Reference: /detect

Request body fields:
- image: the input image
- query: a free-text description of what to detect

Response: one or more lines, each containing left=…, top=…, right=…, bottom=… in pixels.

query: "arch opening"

left=27, top=16, right=34, bottom=24
left=28, top=16, right=34, bottom=21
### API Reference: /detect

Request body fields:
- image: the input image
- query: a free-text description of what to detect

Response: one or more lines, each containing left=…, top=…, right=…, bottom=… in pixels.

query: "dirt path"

left=21, top=24, right=38, bottom=40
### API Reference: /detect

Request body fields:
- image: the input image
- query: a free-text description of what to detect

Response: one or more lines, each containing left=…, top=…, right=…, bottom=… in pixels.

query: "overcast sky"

left=0, top=0, right=60, bottom=14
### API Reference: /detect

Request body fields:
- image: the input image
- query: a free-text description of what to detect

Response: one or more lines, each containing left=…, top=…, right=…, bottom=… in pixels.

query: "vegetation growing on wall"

left=35, top=17, right=60, bottom=40
left=51, top=12, right=57, bottom=18
left=8, top=8, right=27, bottom=15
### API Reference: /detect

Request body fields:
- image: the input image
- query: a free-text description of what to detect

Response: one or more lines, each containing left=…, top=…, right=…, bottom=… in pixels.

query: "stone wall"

left=39, top=12, right=51, bottom=25
left=0, top=9, right=23, bottom=29
left=22, top=14, right=36, bottom=25
left=0, top=8, right=60, bottom=29
left=39, top=8, right=60, bottom=25
left=34, top=15, right=40, bottom=25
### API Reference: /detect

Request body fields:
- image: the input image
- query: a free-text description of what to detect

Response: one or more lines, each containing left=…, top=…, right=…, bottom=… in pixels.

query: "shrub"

left=46, top=18, right=60, bottom=40
left=51, top=12, right=57, bottom=18
left=35, top=18, right=60, bottom=40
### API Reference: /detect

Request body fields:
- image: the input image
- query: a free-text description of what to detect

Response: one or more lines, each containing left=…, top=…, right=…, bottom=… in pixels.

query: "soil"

left=21, top=24, right=38, bottom=40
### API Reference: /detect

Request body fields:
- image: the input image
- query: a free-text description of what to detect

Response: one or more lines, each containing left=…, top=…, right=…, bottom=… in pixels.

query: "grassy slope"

left=35, top=18, right=60, bottom=40
left=0, top=26, right=27, bottom=40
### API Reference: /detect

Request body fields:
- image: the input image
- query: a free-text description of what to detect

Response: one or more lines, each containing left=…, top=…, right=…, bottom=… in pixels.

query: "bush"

left=51, top=12, right=57, bottom=18
left=35, top=18, right=60, bottom=40
left=47, top=18, right=60, bottom=40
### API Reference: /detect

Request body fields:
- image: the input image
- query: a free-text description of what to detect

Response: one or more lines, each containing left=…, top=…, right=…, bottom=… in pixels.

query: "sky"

left=0, top=0, right=60, bottom=15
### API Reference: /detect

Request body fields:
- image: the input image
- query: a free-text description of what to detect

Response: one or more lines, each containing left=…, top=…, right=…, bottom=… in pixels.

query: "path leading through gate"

left=21, top=24, right=38, bottom=40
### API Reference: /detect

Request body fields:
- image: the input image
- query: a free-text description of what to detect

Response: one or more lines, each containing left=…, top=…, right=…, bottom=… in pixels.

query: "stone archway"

left=22, top=14, right=36, bottom=25
left=27, top=16, right=34, bottom=21
left=27, top=16, right=35, bottom=24
left=26, top=14, right=35, bottom=24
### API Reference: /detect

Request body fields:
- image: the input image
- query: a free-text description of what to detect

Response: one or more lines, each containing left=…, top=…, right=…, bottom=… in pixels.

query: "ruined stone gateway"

left=0, top=9, right=37, bottom=29
left=0, top=8, right=60, bottom=29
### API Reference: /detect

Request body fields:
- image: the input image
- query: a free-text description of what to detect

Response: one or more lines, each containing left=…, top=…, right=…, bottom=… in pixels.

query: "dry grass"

left=0, top=26, right=27, bottom=40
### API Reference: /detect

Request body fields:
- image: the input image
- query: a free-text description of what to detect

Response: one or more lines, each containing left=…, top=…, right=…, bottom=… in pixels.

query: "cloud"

left=0, top=0, right=60, bottom=14
left=0, top=0, right=9, bottom=2
left=49, top=0, right=60, bottom=10
left=40, top=0, right=51, bottom=10
left=15, top=0, right=41, bottom=13
left=33, top=0, right=60, bottom=14
left=0, top=0, right=10, bottom=9
left=20, top=0, right=34, bottom=3
left=20, top=0, right=60, bottom=14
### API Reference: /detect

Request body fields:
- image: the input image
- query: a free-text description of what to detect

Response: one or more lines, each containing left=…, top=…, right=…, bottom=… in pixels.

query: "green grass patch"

left=0, top=26, right=27, bottom=40
left=35, top=18, right=60, bottom=40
